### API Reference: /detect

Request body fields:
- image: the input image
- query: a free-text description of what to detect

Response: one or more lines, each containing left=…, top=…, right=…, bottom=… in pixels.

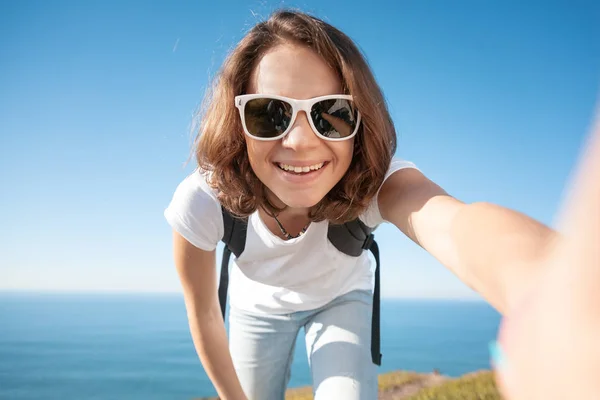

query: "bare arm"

left=378, top=168, right=557, bottom=314
left=172, top=230, right=247, bottom=400
left=495, top=104, right=600, bottom=400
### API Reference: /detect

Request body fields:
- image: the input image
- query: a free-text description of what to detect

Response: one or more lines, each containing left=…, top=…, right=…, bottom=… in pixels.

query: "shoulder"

left=164, top=169, right=224, bottom=251
left=377, top=160, right=466, bottom=248
left=384, top=158, right=420, bottom=181
left=360, top=157, right=420, bottom=227
left=378, top=162, right=447, bottom=215
left=170, top=169, right=220, bottom=208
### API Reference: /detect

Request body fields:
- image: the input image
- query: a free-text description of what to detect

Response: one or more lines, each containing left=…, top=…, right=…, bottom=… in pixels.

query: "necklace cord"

left=273, top=215, right=309, bottom=239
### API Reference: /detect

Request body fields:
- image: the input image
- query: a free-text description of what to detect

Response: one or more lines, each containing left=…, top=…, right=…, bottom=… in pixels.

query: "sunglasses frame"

left=234, top=94, right=361, bottom=142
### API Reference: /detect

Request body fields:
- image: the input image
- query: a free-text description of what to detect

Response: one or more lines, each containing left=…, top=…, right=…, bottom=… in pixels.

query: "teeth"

left=278, top=162, right=325, bottom=173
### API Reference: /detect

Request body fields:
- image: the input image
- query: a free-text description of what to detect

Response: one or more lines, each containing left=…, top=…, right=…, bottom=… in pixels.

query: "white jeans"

left=228, top=289, right=378, bottom=400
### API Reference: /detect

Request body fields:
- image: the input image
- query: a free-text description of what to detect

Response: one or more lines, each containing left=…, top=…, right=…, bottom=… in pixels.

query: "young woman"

left=164, top=9, right=599, bottom=400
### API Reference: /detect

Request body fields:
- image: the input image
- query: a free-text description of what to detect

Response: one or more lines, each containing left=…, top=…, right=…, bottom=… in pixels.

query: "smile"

left=276, top=162, right=325, bottom=174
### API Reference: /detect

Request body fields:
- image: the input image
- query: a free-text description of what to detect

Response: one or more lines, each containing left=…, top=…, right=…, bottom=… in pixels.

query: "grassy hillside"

left=197, top=369, right=502, bottom=400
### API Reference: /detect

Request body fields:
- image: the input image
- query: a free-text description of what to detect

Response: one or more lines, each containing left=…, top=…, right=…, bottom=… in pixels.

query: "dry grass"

left=195, top=369, right=501, bottom=400
left=406, top=370, right=501, bottom=400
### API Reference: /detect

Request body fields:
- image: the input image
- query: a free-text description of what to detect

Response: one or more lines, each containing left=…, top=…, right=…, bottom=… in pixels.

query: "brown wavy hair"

left=194, top=9, right=397, bottom=223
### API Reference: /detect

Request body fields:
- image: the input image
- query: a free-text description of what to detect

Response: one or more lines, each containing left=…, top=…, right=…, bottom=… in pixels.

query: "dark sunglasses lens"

left=310, top=99, right=358, bottom=138
left=244, top=98, right=293, bottom=138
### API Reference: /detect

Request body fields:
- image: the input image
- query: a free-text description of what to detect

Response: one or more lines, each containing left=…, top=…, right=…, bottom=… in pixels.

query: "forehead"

left=247, top=44, right=342, bottom=99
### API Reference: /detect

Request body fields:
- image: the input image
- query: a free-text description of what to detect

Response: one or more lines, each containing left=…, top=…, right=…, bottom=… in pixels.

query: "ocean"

left=0, top=292, right=501, bottom=399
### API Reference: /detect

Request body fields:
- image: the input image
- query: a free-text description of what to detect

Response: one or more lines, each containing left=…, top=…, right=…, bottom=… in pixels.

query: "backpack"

left=218, top=206, right=383, bottom=366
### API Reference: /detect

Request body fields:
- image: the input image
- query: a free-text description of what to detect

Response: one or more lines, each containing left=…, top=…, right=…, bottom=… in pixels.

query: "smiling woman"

left=162, top=7, right=596, bottom=400
left=164, top=11, right=411, bottom=400
left=194, top=14, right=397, bottom=227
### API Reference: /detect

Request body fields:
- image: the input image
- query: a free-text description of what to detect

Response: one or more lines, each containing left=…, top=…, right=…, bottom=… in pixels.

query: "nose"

left=281, top=111, right=320, bottom=150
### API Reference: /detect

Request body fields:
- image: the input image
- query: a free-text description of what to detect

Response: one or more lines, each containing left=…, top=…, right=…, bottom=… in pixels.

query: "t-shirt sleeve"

left=360, top=158, right=419, bottom=228
left=164, top=170, right=224, bottom=251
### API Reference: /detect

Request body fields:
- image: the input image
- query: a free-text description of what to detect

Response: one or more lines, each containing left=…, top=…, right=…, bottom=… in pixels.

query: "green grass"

left=406, top=371, right=501, bottom=400
left=284, top=371, right=424, bottom=399
left=377, top=370, right=425, bottom=390
left=196, top=370, right=502, bottom=400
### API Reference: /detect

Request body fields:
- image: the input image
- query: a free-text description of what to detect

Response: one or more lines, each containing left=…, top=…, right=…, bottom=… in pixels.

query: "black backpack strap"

left=219, top=247, right=232, bottom=320
left=328, top=220, right=382, bottom=366
left=367, top=238, right=382, bottom=366
left=327, top=220, right=373, bottom=256
left=219, top=206, right=248, bottom=320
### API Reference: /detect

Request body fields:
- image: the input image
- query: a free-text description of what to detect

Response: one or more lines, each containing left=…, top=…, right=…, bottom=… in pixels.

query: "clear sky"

left=1, top=1, right=599, bottom=299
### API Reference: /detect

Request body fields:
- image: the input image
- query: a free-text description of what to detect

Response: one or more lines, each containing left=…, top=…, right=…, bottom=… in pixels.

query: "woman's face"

left=244, top=44, right=354, bottom=210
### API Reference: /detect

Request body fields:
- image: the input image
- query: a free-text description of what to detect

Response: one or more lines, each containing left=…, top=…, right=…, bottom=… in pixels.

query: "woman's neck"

left=259, top=204, right=312, bottom=240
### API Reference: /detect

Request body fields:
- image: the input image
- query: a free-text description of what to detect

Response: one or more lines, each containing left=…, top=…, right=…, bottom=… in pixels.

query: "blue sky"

left=1, top=1, right=599, bottom=299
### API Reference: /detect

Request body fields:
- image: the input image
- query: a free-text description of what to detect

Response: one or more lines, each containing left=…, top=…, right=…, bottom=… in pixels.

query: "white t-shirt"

left=164, top=158, right=418, bottom=314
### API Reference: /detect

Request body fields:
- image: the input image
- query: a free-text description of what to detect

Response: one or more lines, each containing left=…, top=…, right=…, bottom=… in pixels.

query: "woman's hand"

left=493, top=104, right=600, bottom=399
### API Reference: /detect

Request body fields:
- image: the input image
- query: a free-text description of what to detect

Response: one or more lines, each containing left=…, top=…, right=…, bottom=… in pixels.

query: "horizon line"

left=0, top=288, right=485, bottom=302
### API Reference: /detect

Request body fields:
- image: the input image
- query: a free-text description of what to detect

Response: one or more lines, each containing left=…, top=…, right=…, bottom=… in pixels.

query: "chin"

left=276, top=191, right=326, bottom=209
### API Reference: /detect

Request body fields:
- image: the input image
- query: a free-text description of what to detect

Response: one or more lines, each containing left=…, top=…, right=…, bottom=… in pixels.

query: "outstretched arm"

left=378, top=165, right=558, bottom=314
left=494, top=103, right=600, bottom=400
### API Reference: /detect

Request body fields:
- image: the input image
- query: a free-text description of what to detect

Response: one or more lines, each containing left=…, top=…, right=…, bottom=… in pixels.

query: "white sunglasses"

left=234, top=94, right=361, bottom=141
